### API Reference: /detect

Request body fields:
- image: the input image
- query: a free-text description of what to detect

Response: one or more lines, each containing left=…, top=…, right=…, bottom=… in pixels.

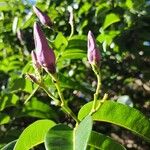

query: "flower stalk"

left=30, top=20, right=79, bottom=124
left=33, top=6, right=53, bottom=27
left=90, top=65, right=102, bottom=114
left=68, top=6, right=74, bottom=40
left=47, top=72, right=79, bottom=124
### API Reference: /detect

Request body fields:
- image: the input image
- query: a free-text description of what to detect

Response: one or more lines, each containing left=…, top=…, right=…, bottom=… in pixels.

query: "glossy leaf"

left=14, top=120, right=55, bottom=150
left=45, top=116, right=93, bottom=150
left=78, top=101, right=150, bottom=142
left=45, top=124, right=73, bottom=150
left=88, top=131, right=126, bottom=150
left=75, top=115, right=93, bottom=150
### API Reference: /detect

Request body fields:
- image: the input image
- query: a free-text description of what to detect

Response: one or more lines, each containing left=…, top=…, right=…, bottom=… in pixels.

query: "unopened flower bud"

left=87, top=30, right=101, bottom=66
left=33, top=22, right=56, bottom=74
left=26, top=74, right=39, bottom=84
left=31, top=50, right=41, bottom=70
left=33, top=6, right=53, bottom=27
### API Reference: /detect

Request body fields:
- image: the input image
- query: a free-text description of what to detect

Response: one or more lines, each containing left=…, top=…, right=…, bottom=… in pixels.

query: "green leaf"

left=23, top=97, right=58, bottom=119
left=78, top=101, right=150, bottom=142
left=14, top=120, right=55, bottom=150
left=45, top=116, right=93, bottom=150
left=57, top=35, right=87, bottom=61
left=67, top=35, right=87, bottom=50
left=75, top=115, right=93, bottom=150
left=21, top=12, right=34, bottom=29
left=60, top=49, right=86, bottom=59
left=45, top=124, right=73, bottom=150
left=1, top=140, right=17, bottom=150
left=126, top=0, right=134, bottom=9
left=10, top=78, right=33, bottom=93
left=0, top=94, right=19, bottom=111
left=0, top=113, right=10, bottom=125
left=78, top=2, right=91, bottom=16
left=0, top=1, right=11, bottom=11
left=54, top=32, right=68, bottom=49
left=102, top=13, right=120, bottom=30
left=88, top=131, right=126, bottom=150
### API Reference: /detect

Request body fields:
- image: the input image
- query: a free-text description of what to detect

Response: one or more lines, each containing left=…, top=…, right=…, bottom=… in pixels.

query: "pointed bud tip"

left=88, top=30, right=95, bottom=39
left=33, top=6, right=52, bottom=27
left=33, top=22, right=39, bottom=29
left=33, top=6, right=41, bottom=14
left=88, top=30, right=92, bottom=35
left=32, top=5, right=36, bottom=10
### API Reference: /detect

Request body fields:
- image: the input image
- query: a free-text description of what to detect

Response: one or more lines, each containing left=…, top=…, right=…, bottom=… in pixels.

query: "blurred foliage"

left=0, top=0, right=150, bottom=149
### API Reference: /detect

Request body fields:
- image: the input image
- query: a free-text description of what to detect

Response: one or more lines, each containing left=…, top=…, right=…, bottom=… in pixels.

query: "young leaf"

left=14, top=120, right=55, bottom=150
left=78, top=101, right=150, bottom=142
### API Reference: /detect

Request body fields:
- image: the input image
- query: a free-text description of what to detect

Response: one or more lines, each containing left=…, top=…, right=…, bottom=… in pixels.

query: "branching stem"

left=48, top=72, right=79, bottom=124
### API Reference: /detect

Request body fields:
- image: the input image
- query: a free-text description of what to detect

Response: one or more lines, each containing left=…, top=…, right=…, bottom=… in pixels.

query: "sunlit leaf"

left=0, top=113, right=10, bottom=125
left=45, top=116, right=93, bottom=150
left=14, top=120, right=55, bottom=150
left=102, top=13, right=120, bottom=30
left=78, top=101, right=150, bottom=142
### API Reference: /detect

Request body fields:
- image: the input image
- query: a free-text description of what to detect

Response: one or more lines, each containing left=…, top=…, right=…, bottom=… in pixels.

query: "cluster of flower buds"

left=33, top=6, right=53, bottom=27
left=31, top=6, right=101, bottom=76
left=87, top=30, right=101, bottom=66
left=31, top=6, right=56, bottom=74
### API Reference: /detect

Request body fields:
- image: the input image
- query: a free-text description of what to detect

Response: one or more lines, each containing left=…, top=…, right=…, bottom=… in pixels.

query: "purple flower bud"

left=33, top=22, right=56, bottom=74
left=87, top=30, right=101, bottom=65
left=26, top=74, right=38, bottom=84
left=31, top=50, right=41, bottom=70
left=33, top=6, right=53, bottom=27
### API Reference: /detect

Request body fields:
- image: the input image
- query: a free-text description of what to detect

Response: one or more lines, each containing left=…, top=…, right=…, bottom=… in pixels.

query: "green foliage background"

left=0, top=0, right=150, bottom=149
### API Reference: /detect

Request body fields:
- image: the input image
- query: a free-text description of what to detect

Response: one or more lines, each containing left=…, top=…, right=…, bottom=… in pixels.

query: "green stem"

left=95, top=93, right=108, bottom=111
left=68, top=24, right=74, bottom=40
left=24, top=85, right=39, bottom=104
left=68, top=8, right=74, bottom=40
left=48, top=73, right=65, bottom=105
left=48, top=72, right=79, bottom=124
left=62, top=104, right=79, bottom=125
left=40, top=83, right=61, bottom=106
left=90, top=65, right=101, bottom=114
